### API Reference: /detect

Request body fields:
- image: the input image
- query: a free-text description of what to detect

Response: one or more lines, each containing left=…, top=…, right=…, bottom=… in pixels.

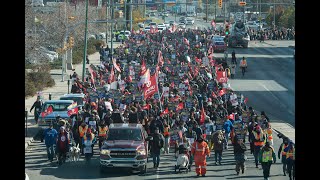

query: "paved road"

left=225, top=41, right=295, bottom=127
left=25, top=131, right=289, bottom=180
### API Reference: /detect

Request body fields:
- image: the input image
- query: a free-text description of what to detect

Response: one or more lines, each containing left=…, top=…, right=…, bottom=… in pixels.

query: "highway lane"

left=25, top=131, right=289, bottom=180
left=223, top=41, right=295, bottom=127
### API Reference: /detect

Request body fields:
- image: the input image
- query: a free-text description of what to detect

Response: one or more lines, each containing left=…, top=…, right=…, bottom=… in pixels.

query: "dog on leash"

left=68, top=144, right=81, bottom=162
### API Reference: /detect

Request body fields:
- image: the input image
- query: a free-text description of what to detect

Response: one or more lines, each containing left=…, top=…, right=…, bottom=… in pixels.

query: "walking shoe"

left=202, top=174, right=206, bottom=177
left=242, top=169, right=244, bottom=174
left=153, top=164, right=156, bottom=168
left=214, top=162, right=217, bottom=165
left=236, top=171, right=239, bottom=175
left=219, top=161, right=222, bottom=165
left=284, top=172, right=286, bottom=176
left=197, top=174, right=200, bottom=176
left=256, top=165, right=258, bottom=168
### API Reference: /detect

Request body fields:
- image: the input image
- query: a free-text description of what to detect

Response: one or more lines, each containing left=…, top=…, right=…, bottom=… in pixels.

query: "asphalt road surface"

left=26, top=131, right=290, bottom=180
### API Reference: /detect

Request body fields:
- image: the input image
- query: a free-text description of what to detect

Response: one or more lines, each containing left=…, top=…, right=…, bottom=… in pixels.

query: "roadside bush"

left=72, top=38, right=104, bottom=64
left=50, top=58, right=62, bottom=69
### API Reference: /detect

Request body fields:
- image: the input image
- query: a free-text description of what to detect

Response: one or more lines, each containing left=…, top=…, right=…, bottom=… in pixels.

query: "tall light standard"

left=273, top=0, right=275, bottom=29
left=82, top=0, right=89, bottom=82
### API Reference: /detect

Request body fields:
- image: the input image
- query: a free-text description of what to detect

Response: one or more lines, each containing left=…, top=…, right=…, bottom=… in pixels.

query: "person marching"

left=43, top=123, right=58, bottom=162
left=163, top=121, right=171, bottom=154
left=233, top=137, right=247, bottom=175
left=264, top=122, right=273, bottom=146
left=56, top=126, right=70, bottom=165
left=284, top=140, right=295, bottom=180
left=98, top=120, right=108, bottom=150
left=240, top=57, right=247, bottom=77
left=30, top=96, right=43, bottom=124
left=151, top=127, right=165, bottom=168
left=191, top=136, right=210, bottom=177
left=259, top=142, right=276, bottom=180
left=278, top=137, right=290, bottom=176
left=78, top=122, right=88, bottom=155
left=212, top=130, right=224, bottom=165
left=231, top=50, right=237, bottom=64
left=252, top=125, right=265, bottom=168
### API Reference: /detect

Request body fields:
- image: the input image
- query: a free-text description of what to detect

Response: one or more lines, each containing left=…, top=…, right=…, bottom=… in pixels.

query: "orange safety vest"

left=163, top=126, right=170, bottom=136
left=266, top=128, right=273, bottom=140
left=83, top=133, right=94, bottom=141
left=253, top=131, right=265, bottom=146
left=79, top=125, right=88, bottom=138
left=286, top=148, right=295, bottom=160
left=98, top=126, right=108, bottom=137
left=191, top=141, right=210, bottom=162
left=241, top=60, right=247, bottom=67
left=281, top=144, right=288, bottom=156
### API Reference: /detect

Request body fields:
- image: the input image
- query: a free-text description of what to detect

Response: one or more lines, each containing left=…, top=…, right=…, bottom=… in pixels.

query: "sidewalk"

left=25, top=41, right=121, bottom=149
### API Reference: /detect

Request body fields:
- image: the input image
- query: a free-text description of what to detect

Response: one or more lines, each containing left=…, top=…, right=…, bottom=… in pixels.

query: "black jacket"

left=151, top=133, right=165, bottom=155
left=30, top=101, right=42, bottom=113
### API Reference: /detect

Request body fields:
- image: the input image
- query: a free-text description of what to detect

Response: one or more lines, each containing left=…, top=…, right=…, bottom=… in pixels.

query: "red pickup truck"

left=99, top=123, right=152, bottom=174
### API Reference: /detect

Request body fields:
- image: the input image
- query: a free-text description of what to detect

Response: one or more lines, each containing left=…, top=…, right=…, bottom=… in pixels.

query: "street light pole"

left=130, top=0, right=133, bottom=31
left=111, top=0, right=114, bottom=59
left=106, top=0, right=109, bottom=44
left=273, top=0, right=276, bottom=29
left=82, top=0, right=89, bottom=82
left=206, top=0, right=208, bottom=22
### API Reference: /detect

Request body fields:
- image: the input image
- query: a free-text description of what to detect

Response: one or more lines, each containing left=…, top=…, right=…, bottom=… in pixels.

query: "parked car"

left=143, top=27, right=151, bottom=32
left=157, top=23, right=167, bottom=30
left=99, top=123, right=153, bottom=174
left=178, top=22, right=186, bottom=29
left=163, top=12, right=169, bottom=17
left=179, top=17, right=186, bottom=24
left=138, top=23, right=144, bottom=28
left=212, top=40, right=227, bottom=52
left=150, top=12, right=156, bottom=16
left=164, top=22, right=170, bottom=28
left=169, top=20, right=175, bottom=26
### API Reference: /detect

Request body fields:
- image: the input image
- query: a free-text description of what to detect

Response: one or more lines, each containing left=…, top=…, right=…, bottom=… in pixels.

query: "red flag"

left=143, top=72, right=158, bottom=100
left=195, top=56, right=202, bottom=64
left=216, top=70, right=228, bottom=83
left=88, top=66, right=95, bottom=85
left=178, top=130, right=183, bottom=139
left=108, top=68, right=115, bottom=83
left=142, top=104, right=151, bottom=110
left=41, top=106, right=53, bottom=118
left=211, top=19, right=216, bottom=27
left=244, top=97, right=248, bottom=104
left=200, top=107, right=206, bottom=125
left=170, top=81, right=175, bottom=88
left=218, top=88, right=227, bottom=96
left=139, top=59, right=147, bottom=76
left=228, top=113, right=235, bottom=120
left=160, top=107, right=169, bottom=116
left=67, top=107, right=78, bottom=116
left=176, top=102, right=184, bottom=111
left=112, top=58, right=121, bottom=72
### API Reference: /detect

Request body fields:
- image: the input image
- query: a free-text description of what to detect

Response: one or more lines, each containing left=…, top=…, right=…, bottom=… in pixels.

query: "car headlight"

left=136, top=149, right=146, bottom=156
left=100, top=149, right=110, bottom=155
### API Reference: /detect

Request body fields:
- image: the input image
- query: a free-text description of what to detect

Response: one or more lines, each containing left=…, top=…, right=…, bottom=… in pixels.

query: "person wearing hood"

left=191, top=136, right=210, bottom=177
left=278, top=137, right=290, bottom=176
left=212, top=130, right=224, bottom=165
left=252, top=125, right=265, bottom=168
left=233, top=137, right=247, bottom=175
left=259, top=142, right=276, bottom=180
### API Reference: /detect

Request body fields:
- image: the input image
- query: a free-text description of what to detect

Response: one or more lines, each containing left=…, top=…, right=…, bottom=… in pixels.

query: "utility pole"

left=125, top=0, right=127, bottom=31
left=273, top=0, right=276, bottom=29
left=130, top=0, right=133, bottom=31
left=206, top=0, right=208, bottom=22
left=82, top=0, right=89, bottom=82
left=106, top=0, right=109, bottom=44
left=215, top=0, right=217, bottom=20
left=111, top=0, right=114, bottom=59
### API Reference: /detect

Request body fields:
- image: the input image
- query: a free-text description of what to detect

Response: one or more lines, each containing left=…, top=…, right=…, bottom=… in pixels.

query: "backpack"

left=153, top=134, right=164, bottom=148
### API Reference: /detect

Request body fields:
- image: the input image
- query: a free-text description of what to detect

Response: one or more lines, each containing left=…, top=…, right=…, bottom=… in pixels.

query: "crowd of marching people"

left=37, top=25, right=295, bottom=179
left=247, top=27, right=295, bottom=41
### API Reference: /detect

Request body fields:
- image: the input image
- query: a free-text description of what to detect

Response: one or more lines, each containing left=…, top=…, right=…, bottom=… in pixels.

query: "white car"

left=163, top=12, right=169, bottom=17
left=178, top=23, right=186, bottom=29
left=157, top=27, right=164, bottom=33
left=157, top=24, right=167, bottom=30
left=144, top=27, right=151, bottom=32
left=186, top=18, right=194, bottom=25
left=98, top=32, right=106, bottom=39
left=39, top=47, right=59, bottom=62
left=149, top=22, right=157, bottom=28
left=164, top=22, right=170, bottom=28
left=120, top=30, right=131, bottom=38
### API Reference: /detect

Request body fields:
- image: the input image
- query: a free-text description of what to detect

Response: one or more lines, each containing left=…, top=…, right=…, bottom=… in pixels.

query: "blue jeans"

left=153, top=154, right=160, bottom=166
left=253, top=146, right=262, bottom=166
left=46, top=145, right=55, bottom=161
left=224, top=132, right=230, bottom=149
left=214, top=150, right=222, bottom=163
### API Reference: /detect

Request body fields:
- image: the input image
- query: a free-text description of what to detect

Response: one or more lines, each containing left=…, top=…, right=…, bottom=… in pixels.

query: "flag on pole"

left=139, top=68, right=151, bottom=86
left=67, top=107, right=79, bottom=116
left=112, top=58, right=121, bottom=72
left=108, top=67, right=115, bottom=84
left=176, top=102, right=184, bottom=111
left=160, top=107, right=169, bottom=116
left=41, top=106, right=53, bottom=118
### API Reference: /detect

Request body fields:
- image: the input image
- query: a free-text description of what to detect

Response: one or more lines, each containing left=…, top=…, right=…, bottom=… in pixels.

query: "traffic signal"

left=218, top=0, right=223, bottom=8
left=63, top=42, right=68, bottom=51
left=225, top=25, right=229, bottom=35
left=68, top=36, right=74, bottom=47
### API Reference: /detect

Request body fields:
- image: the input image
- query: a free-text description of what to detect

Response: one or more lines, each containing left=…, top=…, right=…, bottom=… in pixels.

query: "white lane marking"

left=258, top=82, right=295, bottom=116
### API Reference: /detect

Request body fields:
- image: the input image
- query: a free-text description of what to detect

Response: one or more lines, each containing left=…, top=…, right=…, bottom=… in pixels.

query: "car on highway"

left=245, top=21, right=261, bottom=31
left=169, top=20, right=175, bottom=26
left=143, top=27, right=151, bottom=32
left=149, top=12, right=156, bottom=16
left=178, top=22, right=186, bottom=29
left=163, top=22, right=170, bottom=28
left=149, top=22, right=157, bottom=28
left=163, top=12, right=169, bottom=17
left=144, top=19, right=152, bottom=24
left=179, top=17, right=186, bottom=24
left=99, top=123, right=152, bottom=174
left=158, top=12, right=163, bottom=17
left=186, top=18, right=195, bottom=25
left=157, top=23, right=167, bottom=30
left=186, top=12, right=196, bottom=17
left=138, top=23, right=144, bottom=28
left=59, top=93, right=85, bottom=109
left=157, top=27, right=165, bottom=33
left=39, top=100, right=74, bottom=126
left=212, top=38, right=227, bottom=52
